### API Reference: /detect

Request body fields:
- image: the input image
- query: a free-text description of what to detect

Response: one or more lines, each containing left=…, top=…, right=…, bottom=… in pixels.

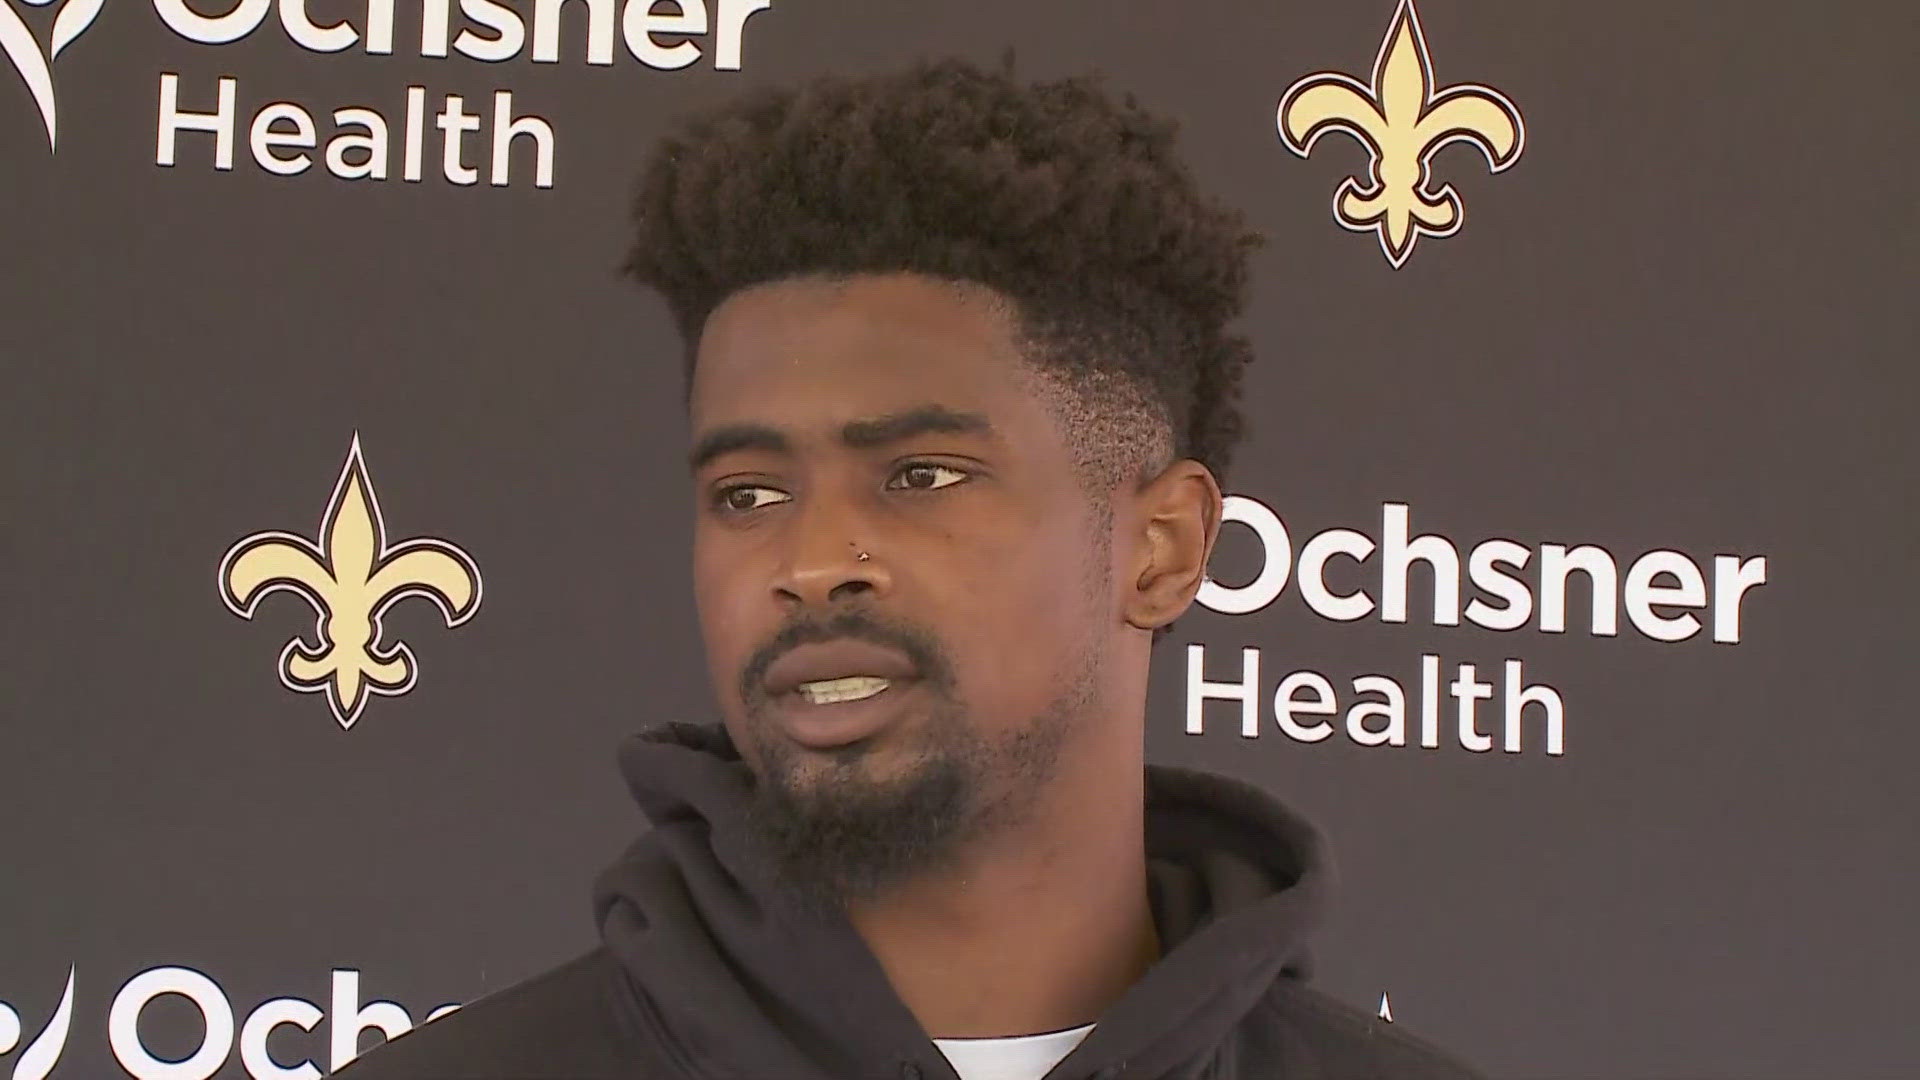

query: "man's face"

left=687, top=273, right=1114, bottom=914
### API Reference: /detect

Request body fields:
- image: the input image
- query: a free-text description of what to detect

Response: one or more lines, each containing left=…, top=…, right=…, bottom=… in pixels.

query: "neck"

left=843, top=735, right=1160, bottom=1039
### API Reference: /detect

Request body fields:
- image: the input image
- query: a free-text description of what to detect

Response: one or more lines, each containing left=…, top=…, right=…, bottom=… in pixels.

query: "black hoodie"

left=332, top=721, right=1483, bottom=1080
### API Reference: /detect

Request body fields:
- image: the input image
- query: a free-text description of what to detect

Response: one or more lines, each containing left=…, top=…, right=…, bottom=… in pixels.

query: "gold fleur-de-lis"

left=1277, top=0, right=1524, bottom=267
left=218, top=435, right=482, bottom=730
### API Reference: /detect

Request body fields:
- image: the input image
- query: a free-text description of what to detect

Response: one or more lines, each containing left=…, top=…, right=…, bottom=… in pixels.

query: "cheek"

left=947, top=524, right=1105, bottom=715
left=692, top=526, right=758, bottom=615
left=691, top=538, right=756, bottom=700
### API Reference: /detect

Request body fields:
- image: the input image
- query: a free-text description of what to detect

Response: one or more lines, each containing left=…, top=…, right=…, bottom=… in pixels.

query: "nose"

left=771, top=492, right=888, bottom=609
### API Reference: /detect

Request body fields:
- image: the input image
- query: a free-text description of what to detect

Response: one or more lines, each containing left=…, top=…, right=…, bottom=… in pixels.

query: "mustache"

left=739, top=609, right=950, bottom=705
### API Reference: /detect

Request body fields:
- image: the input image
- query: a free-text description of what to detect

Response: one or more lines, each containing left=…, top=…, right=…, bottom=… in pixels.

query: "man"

left=335, top=56, right=1482, bottom=1080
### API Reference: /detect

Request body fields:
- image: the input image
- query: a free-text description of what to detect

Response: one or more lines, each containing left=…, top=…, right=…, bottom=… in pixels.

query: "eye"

left=712, top=485, right=791, bottom=513
left=887, top=462, right=970, bottom=492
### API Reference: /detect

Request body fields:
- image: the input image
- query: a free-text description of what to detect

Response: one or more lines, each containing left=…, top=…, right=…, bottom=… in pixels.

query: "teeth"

left=796, top=676, right=890, bottom=704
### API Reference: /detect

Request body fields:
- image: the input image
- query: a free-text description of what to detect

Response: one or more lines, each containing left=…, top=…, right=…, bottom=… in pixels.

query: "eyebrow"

left=688, top=404, right=997, bottom=474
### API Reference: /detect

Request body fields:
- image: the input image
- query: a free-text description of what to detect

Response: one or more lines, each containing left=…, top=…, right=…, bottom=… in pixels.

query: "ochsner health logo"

left=0, top=0, right=102, bottom=150
left=0, top=967, right=74, bottom=1080
left=2, top=964, right=461, bottom=1078
left=7, top=0, right=777, bottom=185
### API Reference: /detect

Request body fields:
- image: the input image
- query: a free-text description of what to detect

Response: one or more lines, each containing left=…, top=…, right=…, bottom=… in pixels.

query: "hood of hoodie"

left=590, top=720, right=1335, bottom=1080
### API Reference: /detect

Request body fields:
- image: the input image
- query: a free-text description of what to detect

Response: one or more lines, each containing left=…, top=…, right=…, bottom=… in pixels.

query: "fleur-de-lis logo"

left=1277, top=0, right=1524, bottom=267
left=0, top=0, right=103, bottom=151
left=218, top=435, right=483, bottom=730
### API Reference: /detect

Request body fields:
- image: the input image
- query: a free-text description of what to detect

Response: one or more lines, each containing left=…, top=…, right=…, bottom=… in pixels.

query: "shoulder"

left=1244, top=981, right=1486, bottom=1080
left=328, top=948, right=637, bottom=1080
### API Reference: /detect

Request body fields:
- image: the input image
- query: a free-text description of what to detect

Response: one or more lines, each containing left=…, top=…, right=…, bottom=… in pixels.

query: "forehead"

left=689, top=274, right=1045, bottom=433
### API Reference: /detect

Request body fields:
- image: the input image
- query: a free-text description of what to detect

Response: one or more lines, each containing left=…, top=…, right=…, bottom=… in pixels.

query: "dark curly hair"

left=622, top=55, right=1260, bottom=641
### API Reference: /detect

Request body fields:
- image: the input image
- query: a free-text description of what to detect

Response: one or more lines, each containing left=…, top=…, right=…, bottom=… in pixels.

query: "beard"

left=736, top=693, right=1065, bottom=919
left=732, top=524, right=1112, bottom=919
left=736, top=650, right=1099, bottom=920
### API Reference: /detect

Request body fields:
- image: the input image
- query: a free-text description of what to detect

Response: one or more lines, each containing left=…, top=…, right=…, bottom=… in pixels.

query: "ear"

left=1123, top=460, right=1223, bottom=632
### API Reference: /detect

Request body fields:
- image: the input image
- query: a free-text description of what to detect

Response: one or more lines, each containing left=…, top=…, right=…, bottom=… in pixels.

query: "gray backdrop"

left=3, top=0, right=1914, bottom=1077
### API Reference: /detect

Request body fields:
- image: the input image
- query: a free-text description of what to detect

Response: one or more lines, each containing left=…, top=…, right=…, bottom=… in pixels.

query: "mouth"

left=769, top=676, right=921, bottom=749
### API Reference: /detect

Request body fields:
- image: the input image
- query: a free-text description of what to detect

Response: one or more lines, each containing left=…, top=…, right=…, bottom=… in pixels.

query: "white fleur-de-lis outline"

left=0, top=0, right=103, bottom=150
left=0, top=967, right=76, bottom=1080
